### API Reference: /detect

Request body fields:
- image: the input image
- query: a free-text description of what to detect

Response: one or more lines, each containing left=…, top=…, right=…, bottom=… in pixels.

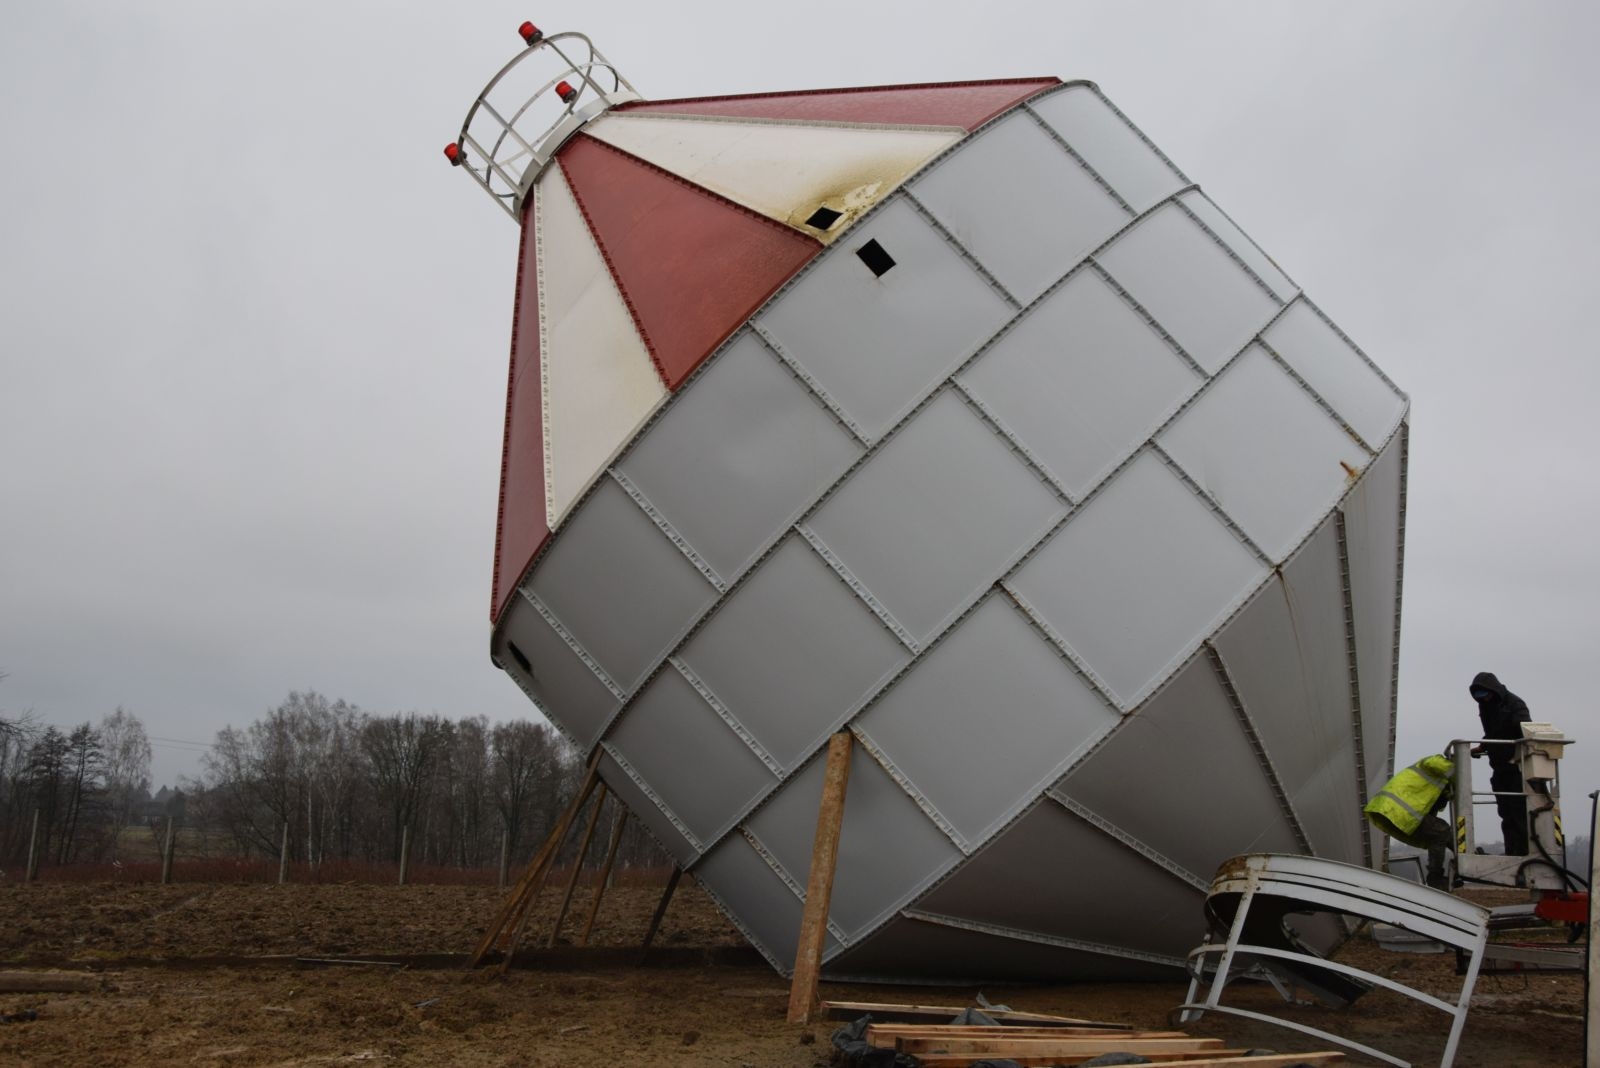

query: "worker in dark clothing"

left=1468, top=672, right=1531, bottom=855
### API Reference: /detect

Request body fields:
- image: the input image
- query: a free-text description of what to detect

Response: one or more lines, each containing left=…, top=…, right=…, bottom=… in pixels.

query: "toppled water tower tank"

left=448, top=28, right=1408, bottom=982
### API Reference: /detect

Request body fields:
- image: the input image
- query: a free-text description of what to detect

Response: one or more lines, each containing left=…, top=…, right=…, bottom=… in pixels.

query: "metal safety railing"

left=445, top=25, right=640, bottom=219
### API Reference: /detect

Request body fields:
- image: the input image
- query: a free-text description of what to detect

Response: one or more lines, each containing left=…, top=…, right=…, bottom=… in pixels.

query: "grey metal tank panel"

left=1341, top=433, right=1406, bottom=798
left=1212, top=516, right=1366, bottom=865
left=803, top=389, right=1066, bottom=645
left=916, top=799, right=1202, bottom=960
left=1177, top=191, right=1298, bottom=302
left=755, top=197, right=1013, bottom=442
left=607, top=665, right=777, bottom=847
left=498, top=79, right=1411, bottom=983
left=497, top=598, right=620, bottom=750
left=958, top=268, right=1200, bottom=499
left=529, top=477, right=717, bottom=692
left=1027, top=86, right=1186, bottom=213
left=827, top=913, right=1178, bottom=983
left=614, top=331, right=862, bottom=585
left=596, top=750, right=698, bottom=868
left=1158, top=344, right=1365, bottom=562
left=1006, top=450, right=1267, bottom=708
left=677, top=534, right=910, bottom=772
left=1262, top=302, right=1405, bottom=450
left=911, top=109, right=1131, bottom=305
left=1054, top=651, right=1304, bottom=882
left=855, top=593, right=1117, bottom=849
left=745, top=744, right=962, bottom=943
left=694, top=831, right=841, bottom=970
left=1097, top=203, right=1282, bottom=373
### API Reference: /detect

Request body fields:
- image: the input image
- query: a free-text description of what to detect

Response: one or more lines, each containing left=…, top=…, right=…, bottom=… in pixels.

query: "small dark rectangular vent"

left=507, top=641, right=532, bottom=674
left=856, top=239, right=895, bottom=277
left=805, top=206, right=843, bottom=231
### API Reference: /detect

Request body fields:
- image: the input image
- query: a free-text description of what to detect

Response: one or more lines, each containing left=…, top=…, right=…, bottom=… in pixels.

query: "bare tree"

left=361, top=712, right=446, bottom=860
left=98, top=707, right=152, bottom=857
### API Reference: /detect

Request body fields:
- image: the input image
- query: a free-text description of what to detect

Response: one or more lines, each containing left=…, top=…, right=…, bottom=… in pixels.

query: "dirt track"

left=0, top=880, right=1584, bottom=1066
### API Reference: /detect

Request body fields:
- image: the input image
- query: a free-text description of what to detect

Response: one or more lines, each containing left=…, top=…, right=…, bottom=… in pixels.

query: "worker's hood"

left=1470, top=671, right=1509, bottom=701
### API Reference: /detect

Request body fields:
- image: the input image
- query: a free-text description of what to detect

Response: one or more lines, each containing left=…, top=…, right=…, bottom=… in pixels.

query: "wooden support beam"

left=547, top=785, right=608, bottom=947
left=467, top=752, right=602, bottom=969
left=638, top=865, right=683, bottom=964
left=821, top=1001, right=1131, bottom=1029
left=786, top=730, right=853, bottom=1025
left=579, top=808, right=627, bottom=947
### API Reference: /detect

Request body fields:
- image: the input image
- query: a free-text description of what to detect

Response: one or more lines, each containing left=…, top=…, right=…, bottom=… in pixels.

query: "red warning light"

left=518, top=22, right=543, bottom=45
left=443, top=142, right=465, bottom=166
left=556, top=81, right=578, bottom=104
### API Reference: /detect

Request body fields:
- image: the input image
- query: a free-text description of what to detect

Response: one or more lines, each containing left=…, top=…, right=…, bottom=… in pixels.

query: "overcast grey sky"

left=3, top=2, right=1596, bottom=820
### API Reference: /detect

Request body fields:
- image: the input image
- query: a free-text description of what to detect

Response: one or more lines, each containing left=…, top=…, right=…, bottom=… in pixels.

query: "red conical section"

left=492, top=192, right=550, bottom=623
left=557, top=134, right=822, bottom=389
left=616, top=78, right=1060, bottom=132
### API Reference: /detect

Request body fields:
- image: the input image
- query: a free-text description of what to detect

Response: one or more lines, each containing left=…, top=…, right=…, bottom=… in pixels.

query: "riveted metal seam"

left=749, top=322, right=870, bottom=446
left=535, top=183, right=559, bottom=527
left=901, top=908, right=1187, bottom=969
left=849, top=725, right=971, bottom=854
left=1206, top=641, right=1314, bottom=854
left=602, top=109, right=972, bottom=134
left=1388, top=424, right=1410, bottom=790
left=1256, top=337, right=1380, bottom=456
left=1148, top=441, right=1273, bottom=566
left=1182, top=189, right=1302, bottom=296
left=1334, top=509, right=1375, bottom=869
left=1045, top=793, right=1209, bottom=892
left=1084, top=261, right=1209, bottom=380
left=899, top=188, right=1023, bottom=309
left=794, top=524, right=920, bottom=653
left=1084, top=83, right=1191, bottom=185
left=948, top=380, right=1076, bottom=506
left=601, top=741, right=707, bottom=855
left=1303, top=296, right=1409, bottom=401
left=520, top=588, right=627, bottom=701
left=670, top=656, right=783, bottom=776
left=1020, top=101, right=1136, bottom=216
left=1173, top=195, right=1290, bottom=308
left=608, top=468, right=726, bottom=592
left=999, top=586, right=1123, bottom=715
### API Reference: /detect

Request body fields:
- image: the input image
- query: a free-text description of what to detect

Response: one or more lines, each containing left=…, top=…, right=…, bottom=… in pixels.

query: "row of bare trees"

left=0, top=681, right=668, bottom=877
left=192, top=691, right=666, bottom=873
left=0, top=706, right=154, bottom=868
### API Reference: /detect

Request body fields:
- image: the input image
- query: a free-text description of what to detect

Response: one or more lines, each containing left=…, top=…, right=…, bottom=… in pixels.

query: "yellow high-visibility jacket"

left=1364, top=754, right=1454, bottom=849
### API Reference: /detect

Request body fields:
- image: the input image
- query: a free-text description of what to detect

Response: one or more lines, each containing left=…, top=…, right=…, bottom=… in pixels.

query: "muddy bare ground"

left=0, top=880, right=1584, bottom=1066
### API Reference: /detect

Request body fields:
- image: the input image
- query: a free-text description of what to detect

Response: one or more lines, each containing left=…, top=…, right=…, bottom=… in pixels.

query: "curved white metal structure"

left=454, top=41, right=1409, bottom=982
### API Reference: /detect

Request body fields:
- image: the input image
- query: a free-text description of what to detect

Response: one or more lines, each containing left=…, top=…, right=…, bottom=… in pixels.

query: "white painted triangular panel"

left=582, top=113, right=961, bottom=240
left=535, top=164, right=667, bottom=524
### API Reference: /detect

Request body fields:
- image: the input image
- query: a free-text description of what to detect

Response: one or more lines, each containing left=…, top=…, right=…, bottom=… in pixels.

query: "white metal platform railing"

left=446, top=26, right=640, bottom=219
left=1178, top=852, right=1489, bottom=1068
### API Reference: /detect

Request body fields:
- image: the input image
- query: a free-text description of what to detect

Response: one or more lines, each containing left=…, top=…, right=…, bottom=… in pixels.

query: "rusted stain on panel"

left=582, top=114, right=960, bottom=245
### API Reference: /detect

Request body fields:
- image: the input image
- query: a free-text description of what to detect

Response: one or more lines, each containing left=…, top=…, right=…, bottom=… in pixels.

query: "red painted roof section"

left=491, top=193, right=550, bottom=624
left=557, top=134, right=822, bottom=390
left=615, top=78, right=1061, bottom=132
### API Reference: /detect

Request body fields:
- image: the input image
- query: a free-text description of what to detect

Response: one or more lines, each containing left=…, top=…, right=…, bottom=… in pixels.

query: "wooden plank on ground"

left=915, top=1054, right=1341, bottom=1068
left=821, top=999, right=1130, bottom=1028
left=0, top=972, right=98, bottom=993
left=867, top=1024, right=1188, bottom=1043
left=895, top=1035, right=1224, bottom=1056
